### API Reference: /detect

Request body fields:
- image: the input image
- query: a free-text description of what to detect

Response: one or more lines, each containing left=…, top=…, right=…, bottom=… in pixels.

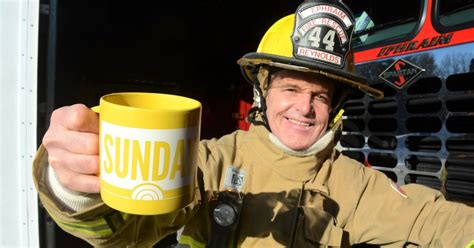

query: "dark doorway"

left=37, top=1, right=298, bottom=247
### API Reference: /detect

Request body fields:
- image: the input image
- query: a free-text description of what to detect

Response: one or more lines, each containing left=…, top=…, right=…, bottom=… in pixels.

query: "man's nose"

left=295, top=93, right=314, bottom=114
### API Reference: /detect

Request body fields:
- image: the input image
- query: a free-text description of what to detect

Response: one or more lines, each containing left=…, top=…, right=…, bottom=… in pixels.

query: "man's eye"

left=314, top=94, right=330, bottom=103
left=283, top=88, right=297, bottom=92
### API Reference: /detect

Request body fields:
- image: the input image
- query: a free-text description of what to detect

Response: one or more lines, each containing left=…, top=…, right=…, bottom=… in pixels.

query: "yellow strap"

left=55, top=220, right=113, bottom=236
left=179, top=234, right=206, bottom=248
left=330, top=109, right=345, bottom=128
left=465, top=240, right=474, bottom=248
left=48, top=210, right=129, bottom=237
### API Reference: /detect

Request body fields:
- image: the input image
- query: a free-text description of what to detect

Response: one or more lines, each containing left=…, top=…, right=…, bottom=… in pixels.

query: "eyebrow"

left=275, top=82, right=332, bottom=95
left=270, top=73, right=334, bottom=94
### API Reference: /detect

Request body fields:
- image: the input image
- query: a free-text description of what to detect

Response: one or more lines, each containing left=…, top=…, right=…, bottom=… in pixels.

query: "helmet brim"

left=238, top=52, right=384, bottom=99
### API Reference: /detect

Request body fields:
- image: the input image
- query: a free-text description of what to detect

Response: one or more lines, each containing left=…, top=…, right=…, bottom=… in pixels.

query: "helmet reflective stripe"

left=47, top=210, right=130, bottom=236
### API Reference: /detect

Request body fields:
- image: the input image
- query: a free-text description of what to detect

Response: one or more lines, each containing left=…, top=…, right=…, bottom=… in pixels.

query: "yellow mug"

left=92, top=92, right=201, bottom=215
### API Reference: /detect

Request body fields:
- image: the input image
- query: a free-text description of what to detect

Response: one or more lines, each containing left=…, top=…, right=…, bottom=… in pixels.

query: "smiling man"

left=33, top=0, right=474, bottom=247
left=265, top=70, right=334, bottom=151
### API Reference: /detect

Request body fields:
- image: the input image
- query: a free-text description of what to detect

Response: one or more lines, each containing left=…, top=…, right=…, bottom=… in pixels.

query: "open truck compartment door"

left=0, top=0, right=40, bottom=247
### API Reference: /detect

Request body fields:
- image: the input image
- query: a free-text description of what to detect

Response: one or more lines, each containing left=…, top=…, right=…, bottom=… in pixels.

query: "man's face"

left=265, top=70, right=334, bottom=151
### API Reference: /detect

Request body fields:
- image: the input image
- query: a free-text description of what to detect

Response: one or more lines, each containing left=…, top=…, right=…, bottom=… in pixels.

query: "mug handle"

left=91, top=106, right=100, bottom=114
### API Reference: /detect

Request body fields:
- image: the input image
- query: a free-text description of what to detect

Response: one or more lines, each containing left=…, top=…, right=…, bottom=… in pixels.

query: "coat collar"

left=247, top=124, right=337, bottom=182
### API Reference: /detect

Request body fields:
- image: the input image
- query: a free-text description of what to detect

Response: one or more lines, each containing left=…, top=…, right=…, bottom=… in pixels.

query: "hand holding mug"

left=42, top=104, right=101, bottom=193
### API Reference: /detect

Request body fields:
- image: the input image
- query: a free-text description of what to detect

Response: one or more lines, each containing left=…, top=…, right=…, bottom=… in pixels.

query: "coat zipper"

left=288, top=182, right=305, bottom=248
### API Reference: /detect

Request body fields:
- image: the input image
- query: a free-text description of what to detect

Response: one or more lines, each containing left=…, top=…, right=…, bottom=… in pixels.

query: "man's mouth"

left=286, top=117, right=313, bottom=127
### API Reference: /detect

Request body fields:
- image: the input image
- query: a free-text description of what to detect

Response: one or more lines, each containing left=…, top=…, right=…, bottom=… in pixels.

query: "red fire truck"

left=235, top=0, right=474, bottom=205
left=339, top=0, right=474, bottom=204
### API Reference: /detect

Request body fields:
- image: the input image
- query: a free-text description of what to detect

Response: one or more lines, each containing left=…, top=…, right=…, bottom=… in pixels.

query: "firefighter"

left=34, top=0, right=474, bottom=247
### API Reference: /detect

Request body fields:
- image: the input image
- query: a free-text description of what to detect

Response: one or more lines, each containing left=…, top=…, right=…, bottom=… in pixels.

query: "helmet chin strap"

left=247, top=67, right=271, bottom=130
left=247, top=85, right=270, bottom=130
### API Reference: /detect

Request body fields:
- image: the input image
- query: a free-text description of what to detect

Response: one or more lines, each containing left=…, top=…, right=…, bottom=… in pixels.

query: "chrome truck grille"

left=338, top=72, right=474, bottom=203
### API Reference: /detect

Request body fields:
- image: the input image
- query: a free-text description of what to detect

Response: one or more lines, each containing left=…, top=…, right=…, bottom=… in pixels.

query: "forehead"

left=270, top=70, right=335, bottom=92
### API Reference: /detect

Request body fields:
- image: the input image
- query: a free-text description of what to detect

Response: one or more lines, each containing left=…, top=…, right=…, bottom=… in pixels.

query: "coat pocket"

left=302, top=207, right=343, bottom=247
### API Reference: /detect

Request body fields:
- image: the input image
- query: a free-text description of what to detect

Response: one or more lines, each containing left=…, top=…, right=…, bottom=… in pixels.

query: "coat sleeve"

left=33, top=145, right=201, bottom=247
left=330, top=157, right=474, bottom=247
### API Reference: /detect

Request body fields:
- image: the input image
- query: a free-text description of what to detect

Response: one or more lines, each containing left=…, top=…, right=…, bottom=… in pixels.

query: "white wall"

left=0, top=0, right=39, bottom=247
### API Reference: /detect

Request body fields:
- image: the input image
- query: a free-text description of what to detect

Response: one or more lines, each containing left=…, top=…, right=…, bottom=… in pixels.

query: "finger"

left=63, top=104, right=100, bottom=133
left=48, top=148, right=99, bottom=175
left=53, top=165, right=100, bottom=193
left=45, top=129, right=99, bottom=155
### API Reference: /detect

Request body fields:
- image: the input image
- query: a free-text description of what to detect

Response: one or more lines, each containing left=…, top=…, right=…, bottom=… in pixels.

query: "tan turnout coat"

left=34, top=124, right=474, bottom=247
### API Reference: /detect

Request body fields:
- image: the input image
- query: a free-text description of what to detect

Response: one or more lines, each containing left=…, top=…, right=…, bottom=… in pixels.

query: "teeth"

left=288, top=118, right=310, bottom=127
